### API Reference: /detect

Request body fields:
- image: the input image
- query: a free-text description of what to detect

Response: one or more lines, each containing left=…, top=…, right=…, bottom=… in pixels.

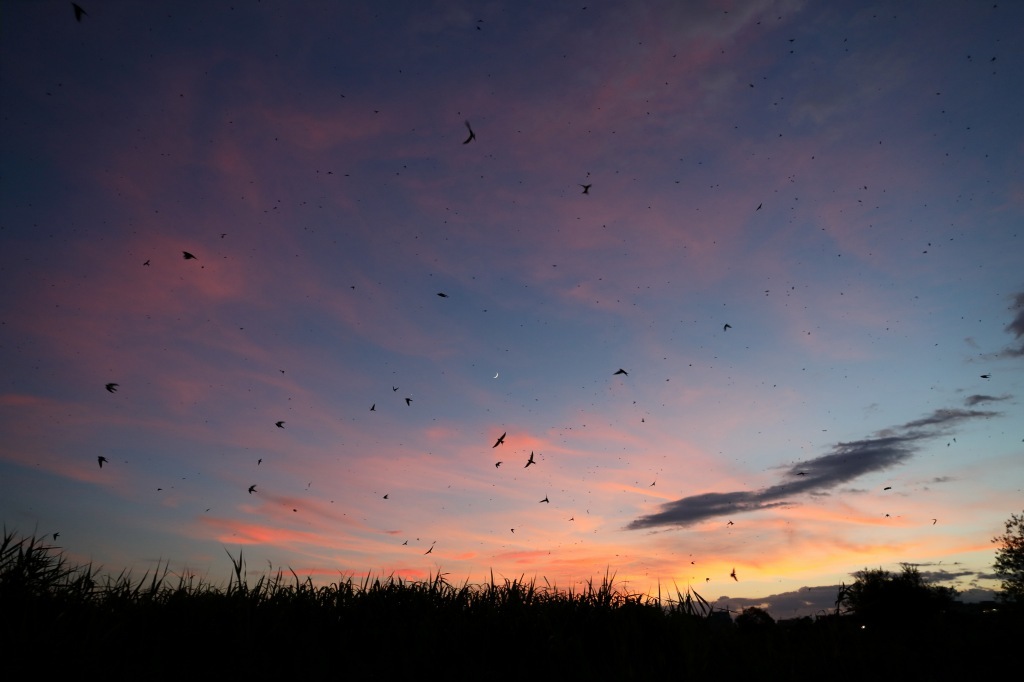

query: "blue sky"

left=1, top=0, right=1021, bottom=617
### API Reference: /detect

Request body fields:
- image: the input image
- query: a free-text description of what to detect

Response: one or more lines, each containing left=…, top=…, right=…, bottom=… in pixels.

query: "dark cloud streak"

left=998, top=291, right=1024, bottom=357
left=626, top=407, right=999, bottom=531
left=963, top=394, right=1009, bottom=407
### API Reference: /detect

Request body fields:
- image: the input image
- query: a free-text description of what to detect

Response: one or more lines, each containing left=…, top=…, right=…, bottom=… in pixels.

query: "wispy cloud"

left=626, top=407, right=999, bottom=530
left=963, top=394, right=1010, bottom=407
left=999, top=291, right=1024, bottom=357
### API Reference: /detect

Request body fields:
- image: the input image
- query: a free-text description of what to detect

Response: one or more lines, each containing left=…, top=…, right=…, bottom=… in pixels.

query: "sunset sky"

left=2, top=0, right=1022, bottom=618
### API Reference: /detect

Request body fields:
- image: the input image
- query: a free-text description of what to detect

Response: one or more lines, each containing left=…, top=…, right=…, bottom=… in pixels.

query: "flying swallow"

left=980, top=374, right=991, bottom=379
left=580, top=184, right=592, bottom=194
left=495, top=461, right=502, bottom=468
left=182, top=251, right=197, bottom=260
left=402, top=540, right=408, bottom=545
left=53, top=532, right=60, bottom=540
left=437, top=292, right=449, bottom=298
left=493, top=432, right=506, bottom=448
left=97, top=456, right=107, bottom=468
left=383, top=494, right=389, bottom=499
left=932, top=519, right=937, bottom=525
left=393, top=386, right=399, bottom=392
left=756, top=203, right=762, bottom=211
left=723, top=323, right=732, bottom=331
left=796, top=471, right=807, bottom=476
left=730, top=568, right=738, bottom=581
left=525, top=451, right=536, bottom=468
left=539, top=495, right=549, bottom=503
left=248, top=485, right=256, bottom=494
left=72, top=3, right=87, bottom=22
left=370, top=404, right=375, bottom=411
left=462, top=121, right=476, bottom=144
left=105, top=383, right=119, bottom=393
left=883, top=486, right=891, bottom=491
left=276, top=421, right=285, bottom=428
left=613, top=369, right=628, bottom=376
left=405, top=398, right=412, bottom=406
left=424, top=544, right=434, bottom=555
left=143, top=260, right=150, bottom=266
left=650, top=481, right=656, bottom=487
left=257, top=458, right=262, bottom=465
left=727, top=520, right=734, bottom=526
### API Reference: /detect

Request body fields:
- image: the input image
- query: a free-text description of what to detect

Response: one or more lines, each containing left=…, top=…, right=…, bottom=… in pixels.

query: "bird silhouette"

left=723, top=323, right=732, bottom=331
left=105, top=383, right=119, bottom=393
left=405, top=398, right=412, bottom=406
left=980, top=374, right=991, bottom=379
left=402, top=540, right=408, bottom=545
left=756, top=203, right=762, bottom=211
left=52, top=532, right=60, bottom=540
left=727, top=520, right=734, bottom=526
left=730, top=568, right=738, bottom=581
left=539, top=495, right=549, bottom=503
left=493, top=432, right=506, bottom=448
left=393, top=386, right=399, bottom=392
left=437, top=292, right=448, bottom=298
left=462, top=120, right=476, bottom=144
left=883, top=486, right=891, bottom=491
left=424, top=544, right=434, bottom=555
left=143, top=259, right=150, bottom=266
left=370, top=404, right=375, bottom=411
left=275, top=421, right=285, bottom=428
left=796, top=471, right=807, bottom=476
left=182, top=251, right=197, bottom=260
left=383, top=494, right=389, bottom=499
left=932, top=519, right=937, bottom=525
left=580, top=184, right=592, bottom=194
left=248, top=485, right=256, bottom=494
left=525, top=451, right=536, bottom=468
left=72, top=3, right=87, bottom=22
left=97, top=456, right=107, bottom=468
left=495, top=461, right=502, bottom=468
left=613, top=369, right=628, bottom=376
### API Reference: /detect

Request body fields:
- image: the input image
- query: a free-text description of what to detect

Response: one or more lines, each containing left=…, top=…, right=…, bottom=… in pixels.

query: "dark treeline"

left=2, top=530, right=1019, bottom=679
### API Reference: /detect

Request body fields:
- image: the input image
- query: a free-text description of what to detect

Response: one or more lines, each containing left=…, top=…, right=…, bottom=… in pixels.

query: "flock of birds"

left=82, top=107, right=965, bottom=580
left=63, top=0, right=1009, bottom=592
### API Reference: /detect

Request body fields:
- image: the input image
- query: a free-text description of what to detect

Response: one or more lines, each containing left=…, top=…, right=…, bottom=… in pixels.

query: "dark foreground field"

left=2, top=531, right=1019, bottom=679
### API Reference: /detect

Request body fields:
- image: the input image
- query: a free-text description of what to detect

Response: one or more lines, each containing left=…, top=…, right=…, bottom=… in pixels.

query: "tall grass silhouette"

left=1, top=528, right=1016, bottom=678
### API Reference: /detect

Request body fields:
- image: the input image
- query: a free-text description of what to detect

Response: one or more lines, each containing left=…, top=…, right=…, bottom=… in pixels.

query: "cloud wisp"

left=963, top=394, right=1010, bottom=407
left=999, top=292, right=1024, bottom=358
left=626, top=407, right=1000, bottom=531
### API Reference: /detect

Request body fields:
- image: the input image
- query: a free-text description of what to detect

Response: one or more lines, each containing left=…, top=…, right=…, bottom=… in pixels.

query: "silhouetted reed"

left=1, top=529, right=1017, bottom=678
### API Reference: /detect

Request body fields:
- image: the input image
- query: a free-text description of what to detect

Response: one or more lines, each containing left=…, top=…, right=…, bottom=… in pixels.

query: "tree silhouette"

left=734, top=606, right=775, bottom=631
left=836, top=563, right=957, bottom=625
left=993, top=510, right=1024, bottom=605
